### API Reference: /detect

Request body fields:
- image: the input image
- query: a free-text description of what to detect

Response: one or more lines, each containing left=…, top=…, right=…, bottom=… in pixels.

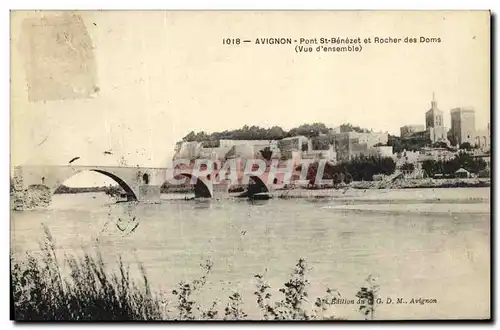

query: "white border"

left=3, top=1, right=500, bottom=10
left=2, top=1, right=498, bottom=329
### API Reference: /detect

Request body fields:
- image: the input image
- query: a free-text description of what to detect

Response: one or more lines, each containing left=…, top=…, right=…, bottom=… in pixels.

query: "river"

left=10, top=187, right=490, bottom=320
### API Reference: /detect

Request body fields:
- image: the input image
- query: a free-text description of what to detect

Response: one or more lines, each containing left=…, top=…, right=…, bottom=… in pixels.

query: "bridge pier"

left=137, top=184, right=161, bottom=203
left=12, top=172, right=29, bottom=211
left=212, top=182, right=230, bottom=199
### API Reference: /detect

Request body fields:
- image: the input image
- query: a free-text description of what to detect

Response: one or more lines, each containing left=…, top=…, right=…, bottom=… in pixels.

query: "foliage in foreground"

left=11, top=227, right=162, bottom=321
left=12, top=229, right=377, bottom=321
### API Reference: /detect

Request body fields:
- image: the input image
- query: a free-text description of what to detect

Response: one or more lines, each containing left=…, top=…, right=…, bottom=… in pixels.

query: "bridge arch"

left=177, top=172, right=213, bottom=198
left=246, top=175, right=270, bottom=196
left=92, top=170, right=138, bottom=200
left=55, top=169, right=138, bottom=201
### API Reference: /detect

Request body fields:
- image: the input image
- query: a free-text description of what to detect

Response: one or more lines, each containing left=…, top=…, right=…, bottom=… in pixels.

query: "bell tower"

left=426, top=92, right=443, bottom=129
left=425, top=93, right=447, bottom=143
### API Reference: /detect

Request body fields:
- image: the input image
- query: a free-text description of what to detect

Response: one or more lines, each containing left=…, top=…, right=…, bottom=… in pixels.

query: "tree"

left=432, top=141, right=448, bottom=149
left=287, top=123, right=331, bottom=138
left=183, top=131, right=197, bottom=142
left=459, top=142, right=473, bottom=150
left=388, top=135, right=430, bottom=153
left=478, top=168, right=490, bottom=178
left=329, top=156, right=397, bottom=181
left=260, top=147, right=273, bottom=161
left=311, top=137, right=330, bottom=151
left=453, top=151, right=486, bottom=174
left=421, top=159, right=439, bottom=177
left=266, top=126, right=286, bottom=140
left=421, top=152, right=487, bottom=177
left=387, top=135, right=404, bottom=153
left=469, top=157, right=487, bottom=174
left=201, top=140, right=220, bottom=148
left=400, top=162, right=415, bottom=173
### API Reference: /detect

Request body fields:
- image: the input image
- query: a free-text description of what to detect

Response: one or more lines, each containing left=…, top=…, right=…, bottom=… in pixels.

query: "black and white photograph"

left=9, top=10, right=491, bottom=321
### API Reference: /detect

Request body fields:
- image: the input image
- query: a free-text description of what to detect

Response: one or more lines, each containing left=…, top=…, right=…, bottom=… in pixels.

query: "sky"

left=10, top=11, right=490, bottom=186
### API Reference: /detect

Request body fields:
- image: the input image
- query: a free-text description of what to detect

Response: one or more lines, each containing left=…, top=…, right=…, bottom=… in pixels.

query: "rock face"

left=12, top=184, right=51, bottom=210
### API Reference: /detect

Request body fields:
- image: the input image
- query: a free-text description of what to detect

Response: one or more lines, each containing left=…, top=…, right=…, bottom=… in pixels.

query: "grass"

left=11, top=226, right=163, bottom=321
left=11, top=227, right=378, bottom=321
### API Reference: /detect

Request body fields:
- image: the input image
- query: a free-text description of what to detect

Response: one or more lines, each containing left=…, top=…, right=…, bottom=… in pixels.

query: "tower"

left=450, top=107, right=476, bottom=146
left=426, top=93, right=443, bottom=128
left=425, top=93, right=447, bottom=143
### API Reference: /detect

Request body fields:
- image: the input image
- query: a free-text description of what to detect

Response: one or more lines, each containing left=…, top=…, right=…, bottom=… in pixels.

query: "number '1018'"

left=223, top=38, right=240, bottom=45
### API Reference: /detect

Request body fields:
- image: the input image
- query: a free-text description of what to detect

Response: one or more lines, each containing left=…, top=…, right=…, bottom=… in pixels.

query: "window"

left=142, top=173, right=150, bottom=185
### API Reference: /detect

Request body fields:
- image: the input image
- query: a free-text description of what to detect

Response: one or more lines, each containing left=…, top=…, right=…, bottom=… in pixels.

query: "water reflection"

left=192, top=199, right=213, bottom=209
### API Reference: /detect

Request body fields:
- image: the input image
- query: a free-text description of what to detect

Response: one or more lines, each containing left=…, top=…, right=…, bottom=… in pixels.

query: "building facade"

left=400, top=125, right=425, bottom=138
left=332, top=131, right=391, bottom=161
left=278, top=136, right=309, bottom=159
left=450, top=107, right=476, bottom=146
left=474, top=126, right=490, bottom=150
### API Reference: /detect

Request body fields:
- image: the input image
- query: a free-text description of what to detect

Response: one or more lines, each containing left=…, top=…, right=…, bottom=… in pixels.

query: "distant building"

left=474, top=122, right=490, bottom=150
left=173, top=141, right=202, bottom=160
left=333, top=131, right=388, bottom=148
left=332, top=131, right=390, bottom=161
left=224, top=144, right=256, bottom=160
left=450, top=107, right=476, bottom=146
left=455, top=168, right=471, bottom=178
left=357, top=131, right=389, bottom=147
left=278, top=136, right=309, bottom=159
left=219, top=139, right=280, bottom=157
left=418, top=147, right=457, bottom=162
left=425, top=93, right=448, bottom=143
left=396, top=150, right=420, bottom=164
left=367, top=146, right=393, bottom=158
left=332, top=133, right=360, bottom=161
left=173, top=139, right=282, bottom=162
left=400, top=125, right=425, bottom=138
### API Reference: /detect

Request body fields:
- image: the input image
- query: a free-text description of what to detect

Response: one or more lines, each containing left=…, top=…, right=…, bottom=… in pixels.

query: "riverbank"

left=266, top=178, right=490, bottom=199
left=349, top=177, right=491, bottom=190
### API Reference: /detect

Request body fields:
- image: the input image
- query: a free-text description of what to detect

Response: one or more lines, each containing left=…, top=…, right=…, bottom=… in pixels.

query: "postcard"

left=10, top=10, right=491, bottom=321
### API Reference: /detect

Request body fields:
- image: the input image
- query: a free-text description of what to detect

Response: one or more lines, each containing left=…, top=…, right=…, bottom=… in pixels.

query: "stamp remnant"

left=21, top=12, right=99, bottom=102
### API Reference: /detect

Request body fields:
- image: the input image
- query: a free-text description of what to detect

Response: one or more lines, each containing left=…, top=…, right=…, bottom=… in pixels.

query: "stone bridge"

left=12, top=164, right=272, bottom=210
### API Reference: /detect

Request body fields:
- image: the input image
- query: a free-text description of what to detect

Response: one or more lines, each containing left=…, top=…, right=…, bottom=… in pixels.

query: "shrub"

left=478, top=169, right=490, bottom=178
left=253, top=259, right=343, bottom=320
left=355, top=275, right=379, bottom=320
left=400, top=162, right=415, bottom=173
